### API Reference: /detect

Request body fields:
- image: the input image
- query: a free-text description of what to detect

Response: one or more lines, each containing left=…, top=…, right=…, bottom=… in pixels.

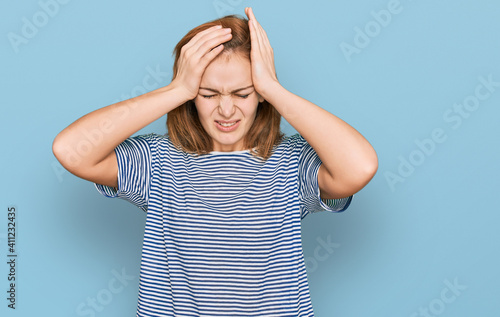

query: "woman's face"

left=194, top=53, right=264, bottom=152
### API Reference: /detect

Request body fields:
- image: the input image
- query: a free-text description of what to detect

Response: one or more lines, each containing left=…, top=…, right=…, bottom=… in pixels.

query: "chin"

left=211, top=131, right=247, bottom=150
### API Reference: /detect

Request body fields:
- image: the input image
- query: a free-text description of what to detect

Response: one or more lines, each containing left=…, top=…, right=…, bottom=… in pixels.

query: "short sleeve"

left=94, top=133, right=156, bottom=212
left=296, top=133, right=353, bottom=219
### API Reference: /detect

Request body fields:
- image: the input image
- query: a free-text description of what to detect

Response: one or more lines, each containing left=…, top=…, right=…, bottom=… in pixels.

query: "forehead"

left=200, top=54, right=252, bottom=90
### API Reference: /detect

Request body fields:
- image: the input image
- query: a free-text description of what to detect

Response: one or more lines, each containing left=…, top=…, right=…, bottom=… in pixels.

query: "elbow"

left=346, top=151, right=379, bottom=196
left=52, top=133, right=78, bottom=170
left=52, top=134, right=63, bottom=163
left=364, top=149, right=379, bottom=181
left=52, top=133, right=68, bottom=164
left=359, top=149, right=378, bottom=187
left=324, top=150, right=378, bottom=199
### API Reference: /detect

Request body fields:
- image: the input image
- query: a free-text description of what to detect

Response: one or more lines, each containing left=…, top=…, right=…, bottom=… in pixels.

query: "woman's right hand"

left=171, top=25, right=233, bottom=100
left=52, top=25, right=232, bottom=188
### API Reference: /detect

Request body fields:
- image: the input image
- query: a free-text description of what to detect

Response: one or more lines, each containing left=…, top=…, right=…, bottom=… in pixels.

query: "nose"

left=218, top=95, right=236, bottom=118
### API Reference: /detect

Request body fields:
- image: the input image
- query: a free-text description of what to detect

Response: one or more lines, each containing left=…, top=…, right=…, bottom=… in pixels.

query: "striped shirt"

left=95, top=132, right=353, bottom=317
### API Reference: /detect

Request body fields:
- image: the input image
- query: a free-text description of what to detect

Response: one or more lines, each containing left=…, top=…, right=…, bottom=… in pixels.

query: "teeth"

left=218, top=121, right=237, bottom=127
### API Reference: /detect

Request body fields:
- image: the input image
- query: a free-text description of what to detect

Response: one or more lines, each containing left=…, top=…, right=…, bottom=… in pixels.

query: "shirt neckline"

left=208, top=149, right=252, bottom=155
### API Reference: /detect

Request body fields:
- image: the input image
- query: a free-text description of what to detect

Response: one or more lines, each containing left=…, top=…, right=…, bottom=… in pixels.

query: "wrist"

left=258, top=80, right=284, bottom=103
left=167, top=80, right=196, bottom=103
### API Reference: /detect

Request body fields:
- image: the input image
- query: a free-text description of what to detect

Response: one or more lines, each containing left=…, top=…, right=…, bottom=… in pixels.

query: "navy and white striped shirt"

left=95, top=132, right=352, bottom=317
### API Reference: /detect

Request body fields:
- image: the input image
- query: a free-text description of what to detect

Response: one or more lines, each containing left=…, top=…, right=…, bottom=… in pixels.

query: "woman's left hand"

left=245, top=7, right=280, bottom=97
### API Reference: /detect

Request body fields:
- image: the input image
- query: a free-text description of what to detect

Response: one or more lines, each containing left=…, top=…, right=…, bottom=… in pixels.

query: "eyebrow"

left=199, top=85, right=254, bottom=94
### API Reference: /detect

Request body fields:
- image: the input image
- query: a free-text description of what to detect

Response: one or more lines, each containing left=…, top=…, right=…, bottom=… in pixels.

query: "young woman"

left=53, top=7, right=378, bottom=317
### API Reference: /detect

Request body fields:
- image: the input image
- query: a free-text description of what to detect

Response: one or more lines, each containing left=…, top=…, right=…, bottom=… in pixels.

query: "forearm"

left=53, top=83, right=189, bottom=169
left=262, top=82, right=378, bottom=187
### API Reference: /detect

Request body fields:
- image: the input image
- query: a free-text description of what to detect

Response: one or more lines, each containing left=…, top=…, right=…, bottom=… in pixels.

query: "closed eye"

left=199, top=91, right=252, bottom=99
left=201, top=95, right=217, bottom=99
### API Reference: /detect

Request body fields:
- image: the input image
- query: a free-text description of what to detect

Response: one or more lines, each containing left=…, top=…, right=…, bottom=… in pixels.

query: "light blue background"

left=1, top=0, right=499, bottom=316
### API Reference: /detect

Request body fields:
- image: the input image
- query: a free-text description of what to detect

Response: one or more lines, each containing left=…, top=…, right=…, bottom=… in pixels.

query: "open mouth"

left=215, top=120, right=241, bottom=131
left=215, top=120, right=240, bottom=127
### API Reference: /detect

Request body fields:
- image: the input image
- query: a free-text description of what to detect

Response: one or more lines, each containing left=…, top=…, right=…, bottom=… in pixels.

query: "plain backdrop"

left=1, top=0, right=499, bottom=316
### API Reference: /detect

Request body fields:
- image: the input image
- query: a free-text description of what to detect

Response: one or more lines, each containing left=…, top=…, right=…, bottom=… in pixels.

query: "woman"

left=53, top=7, right=378, bottom=316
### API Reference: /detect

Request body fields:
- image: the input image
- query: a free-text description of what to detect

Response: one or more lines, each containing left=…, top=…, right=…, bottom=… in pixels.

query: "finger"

left=246, top=8, right=266, bottom=51
left=193, top=30, right=232, bottom=58
left=183, top=25, right=220, bottom=49
left=246, top=7, right=256, bottom=23
left=248, top=15, right=260, bottom=57
left=250, top=10, right=273, bottom=57
left=249, top=8, right=270, bottom=49
left=182, top=30, right=231, bottom=68
left=257, top=25, right=273, bottom=57
left=246, top=7, right=258, bottom=35
left=248, top=7, right=264, bottom=37
left=251, top=24, right=268, bottom=61
left=184, top=32, right=232, bottom=75
left=200, top=42, right=225, bottom=65
left=246, top=8, right=261, bottom=50
left=184, top=29, right=228, bottom=56
left=183, top=25, right=226, bottom=52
